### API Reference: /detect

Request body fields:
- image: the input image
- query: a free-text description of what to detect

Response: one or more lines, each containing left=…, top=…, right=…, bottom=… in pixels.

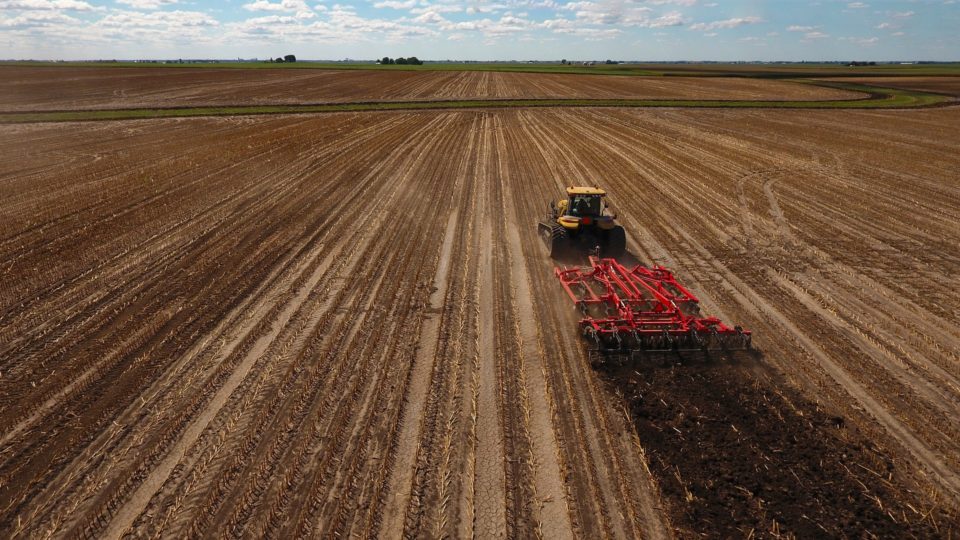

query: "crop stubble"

left=0, top=106, right=958, bottom=537
left=824, top=76, right=960, bottom=96
left=0, top=66, right=863, bottom=112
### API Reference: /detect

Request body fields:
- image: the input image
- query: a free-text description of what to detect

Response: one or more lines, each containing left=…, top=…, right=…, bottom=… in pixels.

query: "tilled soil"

left=603, top=355, right=952, bottom=537
left=823, top=76, right=960, bottom=96
left=1, top=106, right=958, bottom=538
left=0, top=66, right=862, bottom=111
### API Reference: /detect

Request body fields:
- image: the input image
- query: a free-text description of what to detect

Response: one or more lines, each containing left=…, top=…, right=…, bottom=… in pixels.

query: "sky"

left=1, top=0, right=958, bottom=61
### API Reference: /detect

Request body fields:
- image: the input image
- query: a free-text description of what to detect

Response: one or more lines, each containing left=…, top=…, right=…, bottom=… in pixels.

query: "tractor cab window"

left=568, top=195, right=602, bottom=216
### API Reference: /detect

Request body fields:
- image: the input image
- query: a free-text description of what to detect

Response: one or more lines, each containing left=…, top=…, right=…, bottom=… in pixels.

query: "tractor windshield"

left=568, top=195, right=602, bottom=217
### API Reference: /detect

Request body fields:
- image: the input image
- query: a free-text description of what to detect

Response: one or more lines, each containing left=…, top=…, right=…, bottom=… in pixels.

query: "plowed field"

left=827, top=76, right=960, bottom=96
left=1, top=107, right=958, bottom=538
left=0, top=66, right=862, bottom=111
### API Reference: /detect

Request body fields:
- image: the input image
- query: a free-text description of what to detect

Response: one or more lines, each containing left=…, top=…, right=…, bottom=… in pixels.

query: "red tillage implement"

left=556, top=257, right=751, bottom=355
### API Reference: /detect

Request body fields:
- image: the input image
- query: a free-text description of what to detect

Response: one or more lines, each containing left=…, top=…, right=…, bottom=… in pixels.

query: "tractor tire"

left=549, top=225, right=569, bottom=258
left=604, top=226, right=626, bottom=258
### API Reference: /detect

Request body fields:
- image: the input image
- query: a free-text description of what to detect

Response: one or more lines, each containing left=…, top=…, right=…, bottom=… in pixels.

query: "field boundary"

left=0, top=82, right=952, bottom=123
left=3, top=61, right=960, bottom=77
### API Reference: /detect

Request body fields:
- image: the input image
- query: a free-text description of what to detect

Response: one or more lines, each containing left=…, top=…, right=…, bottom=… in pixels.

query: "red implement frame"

left=556, top=257, right=751, bottom=353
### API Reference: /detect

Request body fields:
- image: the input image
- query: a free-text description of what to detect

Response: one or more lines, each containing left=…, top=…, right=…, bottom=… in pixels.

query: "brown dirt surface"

left=606, top=357, right=945, bottom=538
left=824, top=76, right=960, bottom=96
left=0, top=66, right=863, bottom=111
left=1, top=106, right=958, bottom=538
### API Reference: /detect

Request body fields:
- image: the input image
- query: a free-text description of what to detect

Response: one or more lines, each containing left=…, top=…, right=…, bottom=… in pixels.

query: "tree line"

left=379, top=57, right=423, bottom=65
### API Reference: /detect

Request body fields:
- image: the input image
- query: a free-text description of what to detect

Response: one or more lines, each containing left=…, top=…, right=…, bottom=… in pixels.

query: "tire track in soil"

left=522, top=110, right=678, bottom=539
left=398, top=116, right=485, bottom=539
left=494, top=118, right=573, bottom=539
left=473, top=120, right=509, bottom=538
left=503, top=109, right=671, bottom=539
left=380, top=210, right=460, bottom=537
left=271, top=114, right=477, bottom=539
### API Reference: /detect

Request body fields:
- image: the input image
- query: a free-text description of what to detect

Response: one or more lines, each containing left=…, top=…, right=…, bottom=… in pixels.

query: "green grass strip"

left=0, top=82, right=950, bottom=124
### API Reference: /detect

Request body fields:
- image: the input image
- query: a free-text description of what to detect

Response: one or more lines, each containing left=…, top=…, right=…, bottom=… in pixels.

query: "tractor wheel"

left=604, top=226, right=626, bottom=258
left=549, top=225, right=569, bottom=258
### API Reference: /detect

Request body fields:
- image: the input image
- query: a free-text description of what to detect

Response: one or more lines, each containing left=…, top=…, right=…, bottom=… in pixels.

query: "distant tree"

left=395, top=57, right=408, bottom=65
left=407, top=56, right=422, bottom=65
left=561, top=59, right=567, bottom=65
left=274, top=57, right=284, bottom=63
left=605, top=59, right=618, bottom=64
left=284, top=54, right=296, bottom=63
left=381, top=56, right=393, bottom=64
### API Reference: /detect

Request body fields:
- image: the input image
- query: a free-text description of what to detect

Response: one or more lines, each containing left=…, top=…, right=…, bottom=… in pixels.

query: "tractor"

left=538, top=186, right=626, bottom=258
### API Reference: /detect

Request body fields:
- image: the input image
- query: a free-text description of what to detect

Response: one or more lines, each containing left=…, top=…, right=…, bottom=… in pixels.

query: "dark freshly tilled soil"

left=601, top=353, right=954, bottom=538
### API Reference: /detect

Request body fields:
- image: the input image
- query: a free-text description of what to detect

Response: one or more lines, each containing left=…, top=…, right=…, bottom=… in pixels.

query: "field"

left=0, top=66, right=863, bottom=112
left=826, top=76, right=960, bottom=96
left=1, top=71, right=960, bottom=538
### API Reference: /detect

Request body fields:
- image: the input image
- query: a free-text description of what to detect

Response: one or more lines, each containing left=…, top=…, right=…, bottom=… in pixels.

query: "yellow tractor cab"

left=538, top=186, right=626, bottom=258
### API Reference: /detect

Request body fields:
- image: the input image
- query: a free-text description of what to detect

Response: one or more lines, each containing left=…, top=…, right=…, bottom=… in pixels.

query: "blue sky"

left=1, top=0, right=957, bottom=60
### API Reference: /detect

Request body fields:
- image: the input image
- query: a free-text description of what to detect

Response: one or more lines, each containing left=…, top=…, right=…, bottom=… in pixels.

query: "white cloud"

left=547, top=24, right=620, bottom=38
left=846, top=2, right=867, bottom=8
left=243, top=0, right=311, bottom=12
left=648, top=11, right=684, bottom=27
left=804, top=30, right=828, bottom=39
left=99, top=9, right=219, bottom=27
left=562, top=2, right=684, bottom=28
left=540, top=16, right=573, bottom=29
left=892, top=10, right=913, bottom=17
left=465, top=1, right=506, bottom=14
left=373, top=0, right=416, bottom=8
left=0, top=0, right=94, bottom=10
left=688, top=15, right=761, bottom=31
left=116, top=0, right=177, bottom=9
left=840, top=36, right=878, bottom=45
left=413, top=9, right=446, bottom=22
left=786, top=24, right=816, bottom=32
left=892, top=31, right=904, bottom=36
left=410, top=3, right=462, bottom=13
left=0, top=9, right=78, bottom=27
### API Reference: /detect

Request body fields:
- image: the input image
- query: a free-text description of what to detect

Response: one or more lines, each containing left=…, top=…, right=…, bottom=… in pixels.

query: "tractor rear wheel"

left=604, top=226, right=626, bottom=257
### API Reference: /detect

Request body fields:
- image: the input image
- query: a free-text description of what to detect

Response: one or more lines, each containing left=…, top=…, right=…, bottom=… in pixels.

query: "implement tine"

left=566, top=257, right=751, bottom=363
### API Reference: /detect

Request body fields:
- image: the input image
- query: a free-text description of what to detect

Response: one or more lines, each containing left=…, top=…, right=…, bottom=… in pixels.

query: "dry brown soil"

left=1, top=107, right=958, bottom=538
left=0, top=66, right=863, bottom=111
left=825, top=76, right=960, bottom=96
